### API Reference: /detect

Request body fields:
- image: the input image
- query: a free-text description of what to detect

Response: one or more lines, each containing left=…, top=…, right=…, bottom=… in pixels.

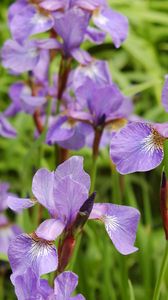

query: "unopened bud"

left=72, top=192, right=96, bottom=233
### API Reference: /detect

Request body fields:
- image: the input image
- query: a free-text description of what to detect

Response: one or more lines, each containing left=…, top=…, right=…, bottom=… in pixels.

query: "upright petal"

left=35, top=219, right=65, bottom=241
left=90, top=203, right=140, bottom=255
left=110, top=122, right=164, bottom=174
left=8, top=233, right=58, bottom=276
left=54, top=271, right=85, bottom=300
left=93, top=8, right=128, bottom=48
left=55, top=156, right=90, bottom=190
left=53, top=176, right=88, bottom=224
left=32, top=169, right=55, bottom=214
left=54, top=8, right=90, bottom=54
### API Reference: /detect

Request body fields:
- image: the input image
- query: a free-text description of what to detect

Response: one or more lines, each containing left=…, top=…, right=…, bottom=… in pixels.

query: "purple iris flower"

left=110, top=121, right=168, bottom=174
left=53, top=8, right=92, bottom=65
left=46, top=62, right=132, bottom=150
left=4, top=82, right=47, bottom=117
left=39, top=0, right=128, bottom=48
left=68, top=78, right=130, bottom=128
left=8, top=156, right=140, bottom=256
left=0, top=183, right=21, bottom=254
left=1, top=38, right=60, bottom=73
left=11, top=267, right=53, bottom=300
left=0, top=114, right=17, bottom=138
left=8, top=1, right=54, bottom=43
left=12, top=269, right=84, bottom=300
left=71, top=0, right=128, bottom=47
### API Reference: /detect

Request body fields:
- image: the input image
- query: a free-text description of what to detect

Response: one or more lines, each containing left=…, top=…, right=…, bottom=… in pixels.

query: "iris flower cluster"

left=7, top=156, right=140, bottom=299
left=0, top=0, right=144, bottom=298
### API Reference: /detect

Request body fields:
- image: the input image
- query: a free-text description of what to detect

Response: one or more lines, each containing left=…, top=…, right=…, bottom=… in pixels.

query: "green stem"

left=0, top=275, right=4, bottom=300
left=90, top=128, right=103, bottom=193
left=90, top=156, right=98, bottom=194
left=153, top=241, right=168, bottom=300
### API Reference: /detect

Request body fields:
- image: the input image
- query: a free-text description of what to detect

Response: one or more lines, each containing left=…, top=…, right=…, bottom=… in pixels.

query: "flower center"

left=141, top=127, right=165, bottom=153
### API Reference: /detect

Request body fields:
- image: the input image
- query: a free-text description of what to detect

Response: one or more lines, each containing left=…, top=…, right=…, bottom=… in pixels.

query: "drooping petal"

left=55, top=156, right=90, bottom=190
left=46, top=116, right=76, bottom=145
left=0, top=223, right=22, bottom=255
left=90, top=203, right=140, bottom=255
left=10, top=5, right=54, bottom=42
left=162, top=75, right=168, bottom=112
left=7, top=196, right=36, bottom=213
left=110, top=122, right=164, bottom=174
left=93, top=8, right=128, bottom=48
left=54, top=271, right=85, bottom=300
left=85, top=26, right=105, bottom=44
left=35, top=219, right=65, bottom=241
left=1, top=40, right=39, bottom=73
left=32, top=169, right=55, bottom=214
left=53, top=176, right=88, bottom=224
left=8, top=233, right=58, bottom=276
left=46, top=116, right=91, bottom=150
left=0, top=115, right=17, bottom=139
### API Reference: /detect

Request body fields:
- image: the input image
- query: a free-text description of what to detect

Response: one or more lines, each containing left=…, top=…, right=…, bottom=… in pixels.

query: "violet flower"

left=4, top=82, right=47, bottom=117
left=46, top=63, right=132, bottom=150
left=11, top=267, right=53, bottom=300
left=1, top=38, right=60, bottom=73
left=71, top=78, right=130, bottom=127
left=39, top=0, right=128, bottom=48
left=110, top=121, right=168, bottom=174
left=8, top=1, right=54, bottom=43
left=12, top=269, right=85, bottom=300
left=0, top=183, right=21, bottom=255
left=8, top=156, right=140, bottom=256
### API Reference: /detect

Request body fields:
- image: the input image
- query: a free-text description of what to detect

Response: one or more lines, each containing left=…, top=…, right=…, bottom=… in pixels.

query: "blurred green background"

left=1, top=0, right=168, bottom=299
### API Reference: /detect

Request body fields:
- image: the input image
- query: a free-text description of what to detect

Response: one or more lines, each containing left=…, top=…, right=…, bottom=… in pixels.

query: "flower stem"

left=153, top=241, right=168, bottom=300
left=90, top=128, right=103, bottom=193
